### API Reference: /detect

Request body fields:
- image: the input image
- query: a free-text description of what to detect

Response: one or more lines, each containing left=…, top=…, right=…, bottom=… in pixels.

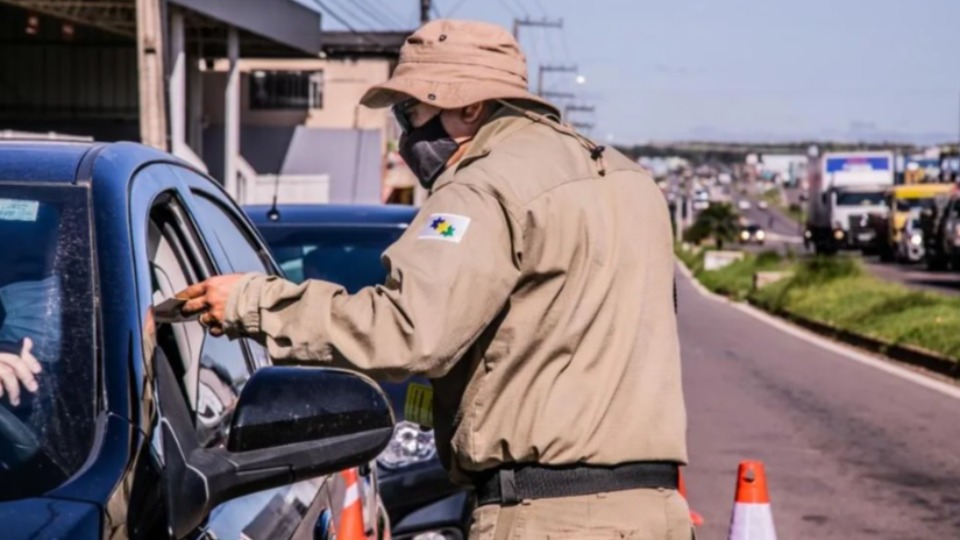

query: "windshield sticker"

left=0, top=199, right=39, bottom=222
left=418, top=213, right=471, bottom=244
left=405, top=382, right=434, bottom=428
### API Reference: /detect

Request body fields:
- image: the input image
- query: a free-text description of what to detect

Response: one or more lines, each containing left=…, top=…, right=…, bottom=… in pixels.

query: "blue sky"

left=308, top=0, right=960, bottom=145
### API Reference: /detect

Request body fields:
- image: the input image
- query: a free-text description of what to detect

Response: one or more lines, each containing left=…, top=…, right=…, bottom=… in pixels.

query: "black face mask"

left=399, top=114, right=461, bottom=190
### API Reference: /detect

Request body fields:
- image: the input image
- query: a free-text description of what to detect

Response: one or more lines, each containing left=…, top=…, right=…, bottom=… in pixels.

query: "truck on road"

left=804, top=150, right=894, bottom=254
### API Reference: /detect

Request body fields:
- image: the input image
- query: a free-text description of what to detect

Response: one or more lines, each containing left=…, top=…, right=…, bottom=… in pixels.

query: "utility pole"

left=538, top=64, right=578, bottom=97
left=136, top=0, right=167, bottom=150
left=512, top=17, right=563, bottom=40
left=420, top=0, right=430, bottom=24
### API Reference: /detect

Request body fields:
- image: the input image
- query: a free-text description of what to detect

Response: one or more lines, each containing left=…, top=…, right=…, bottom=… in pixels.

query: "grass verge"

left=678, top=248, right=960, bottom=364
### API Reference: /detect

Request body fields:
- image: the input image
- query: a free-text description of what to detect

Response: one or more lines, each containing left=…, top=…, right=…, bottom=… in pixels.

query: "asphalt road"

left=861, top=257, right=960, bottom=297
left=679, top=270, right=960, bottom=539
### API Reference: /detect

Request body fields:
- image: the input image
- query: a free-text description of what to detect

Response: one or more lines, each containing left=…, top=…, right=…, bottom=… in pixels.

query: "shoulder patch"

left=418, top=213, right=471, bottom=244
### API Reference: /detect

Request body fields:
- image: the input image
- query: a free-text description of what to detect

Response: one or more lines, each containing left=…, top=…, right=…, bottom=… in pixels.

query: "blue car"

left=247, top=204, right=472, bottom=540
left=0, top=141, right=393, bottom=540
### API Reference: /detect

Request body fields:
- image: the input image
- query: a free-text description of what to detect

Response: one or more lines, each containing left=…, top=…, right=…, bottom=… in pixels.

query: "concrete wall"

left=202, top=58, right=393, bottom=134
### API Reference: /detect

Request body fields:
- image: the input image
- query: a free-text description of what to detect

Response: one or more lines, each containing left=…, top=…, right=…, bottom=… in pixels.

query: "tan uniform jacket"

left=225, top=106, right=687, bottom=483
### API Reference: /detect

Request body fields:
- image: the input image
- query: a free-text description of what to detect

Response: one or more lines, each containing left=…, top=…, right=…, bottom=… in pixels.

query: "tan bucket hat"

left=361, top=19, right=559, bottom=115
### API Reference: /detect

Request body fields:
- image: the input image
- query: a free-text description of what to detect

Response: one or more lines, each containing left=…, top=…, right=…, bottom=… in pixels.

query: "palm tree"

left=691, top=203, right=740, bottom=249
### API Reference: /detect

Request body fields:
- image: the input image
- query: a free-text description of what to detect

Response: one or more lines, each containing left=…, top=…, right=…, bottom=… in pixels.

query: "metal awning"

left=0, top=0, right=322, bottom=57
left=171, top=0, right=321, bottom=57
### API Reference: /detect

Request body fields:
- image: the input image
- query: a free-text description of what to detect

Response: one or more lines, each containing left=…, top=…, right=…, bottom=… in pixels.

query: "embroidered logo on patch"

left=419, top=213, right=471, bottom=243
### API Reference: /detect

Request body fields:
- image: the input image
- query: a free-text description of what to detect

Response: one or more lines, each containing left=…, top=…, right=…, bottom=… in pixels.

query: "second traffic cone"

left=678, top=469, right=705, bottom=527
left=727, top=460, right=777, bottom=540
left=338, top=468, right=366, bottom=540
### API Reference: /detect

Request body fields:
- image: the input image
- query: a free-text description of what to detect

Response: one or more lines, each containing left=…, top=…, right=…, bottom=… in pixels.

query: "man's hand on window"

left=0, top=338, right=42, bottom=406
left=179, top=274, right=248, bottom=337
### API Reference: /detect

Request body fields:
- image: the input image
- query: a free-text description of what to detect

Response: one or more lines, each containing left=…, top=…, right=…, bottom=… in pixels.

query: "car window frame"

left=130, top=165, right=260, bottom=434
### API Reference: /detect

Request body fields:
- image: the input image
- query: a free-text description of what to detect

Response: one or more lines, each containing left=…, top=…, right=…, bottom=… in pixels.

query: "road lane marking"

left=676, top=262, right=960, bottom=401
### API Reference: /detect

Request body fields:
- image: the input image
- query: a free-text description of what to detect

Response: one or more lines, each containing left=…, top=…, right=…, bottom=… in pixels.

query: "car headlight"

left=833, top=229, right=845, bottom=240
left=756, top=230, right=766, bottom=240
left=910, top=234, right=923, bottom=246
left=377, top=421, right=436, bottom=469
left=740, top=231, right=750, bottom=240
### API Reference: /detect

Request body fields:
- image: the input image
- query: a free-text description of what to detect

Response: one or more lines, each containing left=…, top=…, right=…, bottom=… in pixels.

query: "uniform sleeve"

left=224, top=183, right=522, bottom=380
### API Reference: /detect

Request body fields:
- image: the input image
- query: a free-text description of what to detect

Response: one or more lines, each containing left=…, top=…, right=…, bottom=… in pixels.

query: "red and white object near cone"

left=338, top=468, right=366, bottom=540
left=727, top=461, right=777, bottom=540
left=678, top=469, right=705, bottom=527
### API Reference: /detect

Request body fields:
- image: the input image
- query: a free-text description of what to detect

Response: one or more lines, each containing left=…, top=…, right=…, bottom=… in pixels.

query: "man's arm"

left=224, top=183, right=522, bottom=380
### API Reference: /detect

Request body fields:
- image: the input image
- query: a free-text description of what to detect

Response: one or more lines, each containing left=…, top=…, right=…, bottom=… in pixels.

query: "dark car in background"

left=738, top=223, right=766, bottom=245
left=0, top=142, right=393, bottom=540
left=247, top=204, right=472, bottom=540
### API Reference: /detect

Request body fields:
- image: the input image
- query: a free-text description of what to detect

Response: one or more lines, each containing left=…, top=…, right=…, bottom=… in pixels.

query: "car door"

left=169, top=165, right=342, bottom=540
left=129, top=164, right=338, bottom=540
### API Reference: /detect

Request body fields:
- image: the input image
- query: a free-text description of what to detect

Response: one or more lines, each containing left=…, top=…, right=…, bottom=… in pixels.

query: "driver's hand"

left=0, top=339, right=42, bottom=406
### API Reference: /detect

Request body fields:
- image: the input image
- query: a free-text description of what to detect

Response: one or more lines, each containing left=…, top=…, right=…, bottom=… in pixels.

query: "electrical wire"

left=532, top=0, right=548, bottom=17
left=496, top=0, right=520, bottom=18
left=355, top=0, right=407, bottom=28
left=447, top=0, right=470, bottom=16
left=328, top=0, right=387, bottom=29
left=374, top=0, right=412, bottom=28
left=511, top=0, right=529, bottom=17
left=309, top=0, right=384, bottom=46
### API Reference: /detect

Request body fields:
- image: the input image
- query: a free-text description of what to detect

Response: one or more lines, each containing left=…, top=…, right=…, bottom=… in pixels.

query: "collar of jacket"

left=431, top=102, right=554, bottom=192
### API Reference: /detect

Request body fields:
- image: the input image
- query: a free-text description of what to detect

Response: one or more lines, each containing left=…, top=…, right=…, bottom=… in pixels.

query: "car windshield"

left=0, top=183, right=96, bottom=501
left=259, top=225, right=407, bottom=291
left=896, top=197, right=935, bottom=212
left=836, top=192, right=885, bottom=206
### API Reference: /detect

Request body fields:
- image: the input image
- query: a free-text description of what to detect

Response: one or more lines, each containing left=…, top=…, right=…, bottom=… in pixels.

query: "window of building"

left=249, top=70, right=323, bottom=110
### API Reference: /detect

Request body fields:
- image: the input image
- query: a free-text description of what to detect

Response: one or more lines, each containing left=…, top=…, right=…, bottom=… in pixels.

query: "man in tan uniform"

left=181, top=19, right=690, bottom=540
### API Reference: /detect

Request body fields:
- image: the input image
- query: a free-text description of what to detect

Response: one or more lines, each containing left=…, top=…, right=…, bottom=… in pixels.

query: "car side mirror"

left=161, top=366, right=394, bottom=538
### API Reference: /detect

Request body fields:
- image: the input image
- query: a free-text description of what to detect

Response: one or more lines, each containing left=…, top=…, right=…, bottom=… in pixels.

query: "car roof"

left=0, top=141, right=99, bottom=183
left=244, top=204, right=418, bottom=227
left=0, top=140, right=191, bottom=185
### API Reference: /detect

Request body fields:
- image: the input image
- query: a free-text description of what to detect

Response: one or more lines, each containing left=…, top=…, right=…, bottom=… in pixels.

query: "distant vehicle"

left=874, top=183, right=955, bottom=262
left=247, top=204, right=472, bottom=540
left=739, top=223, right=766, bottom=245
left=738, top=199, right=752, bottom=210
left=692, top=188, right=710, bottom=210
left=922, top=190, right=960, bottom=270
left=805, top=151, right=895, bottom=254
left=757, top=200, right=769, bottom=210
left=896, top=217, right=925, bottom=263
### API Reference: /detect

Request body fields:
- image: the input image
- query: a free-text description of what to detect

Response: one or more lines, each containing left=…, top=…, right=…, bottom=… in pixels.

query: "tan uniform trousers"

left=469, top=488, right=693, bottom=540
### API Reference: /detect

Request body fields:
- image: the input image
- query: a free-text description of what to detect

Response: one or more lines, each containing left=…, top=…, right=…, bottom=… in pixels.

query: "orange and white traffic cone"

left=338, top=468, right=366, bottom=540
left=727, top=460, right=778, bottom=540
left=678, top=468, right=705, bottom=527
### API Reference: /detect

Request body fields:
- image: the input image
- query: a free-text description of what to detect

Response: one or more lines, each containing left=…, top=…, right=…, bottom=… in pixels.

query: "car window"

left=148, top=198, right=253, bottom=448
left=259, top=226, right=405, bottom=291
left=0, top=183, right=96, bottom=501
left=191, top=193, right=271, bottom=274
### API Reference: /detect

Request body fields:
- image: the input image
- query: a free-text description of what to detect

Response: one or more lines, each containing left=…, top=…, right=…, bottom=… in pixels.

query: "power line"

left=448, top=0, right=470, bottom=16
left=512, top=0, right=530, bottom=17
left=375, top=0, right=411, bottom=27
left=531, top=0, right=548, bottom=16
left=353, top=0, right=407, bottom=28
left=330, top=0, right=393, bottom=29
left=497, top=0, right=520, bottom=18
left=309, top=0, right=383, bottom=46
